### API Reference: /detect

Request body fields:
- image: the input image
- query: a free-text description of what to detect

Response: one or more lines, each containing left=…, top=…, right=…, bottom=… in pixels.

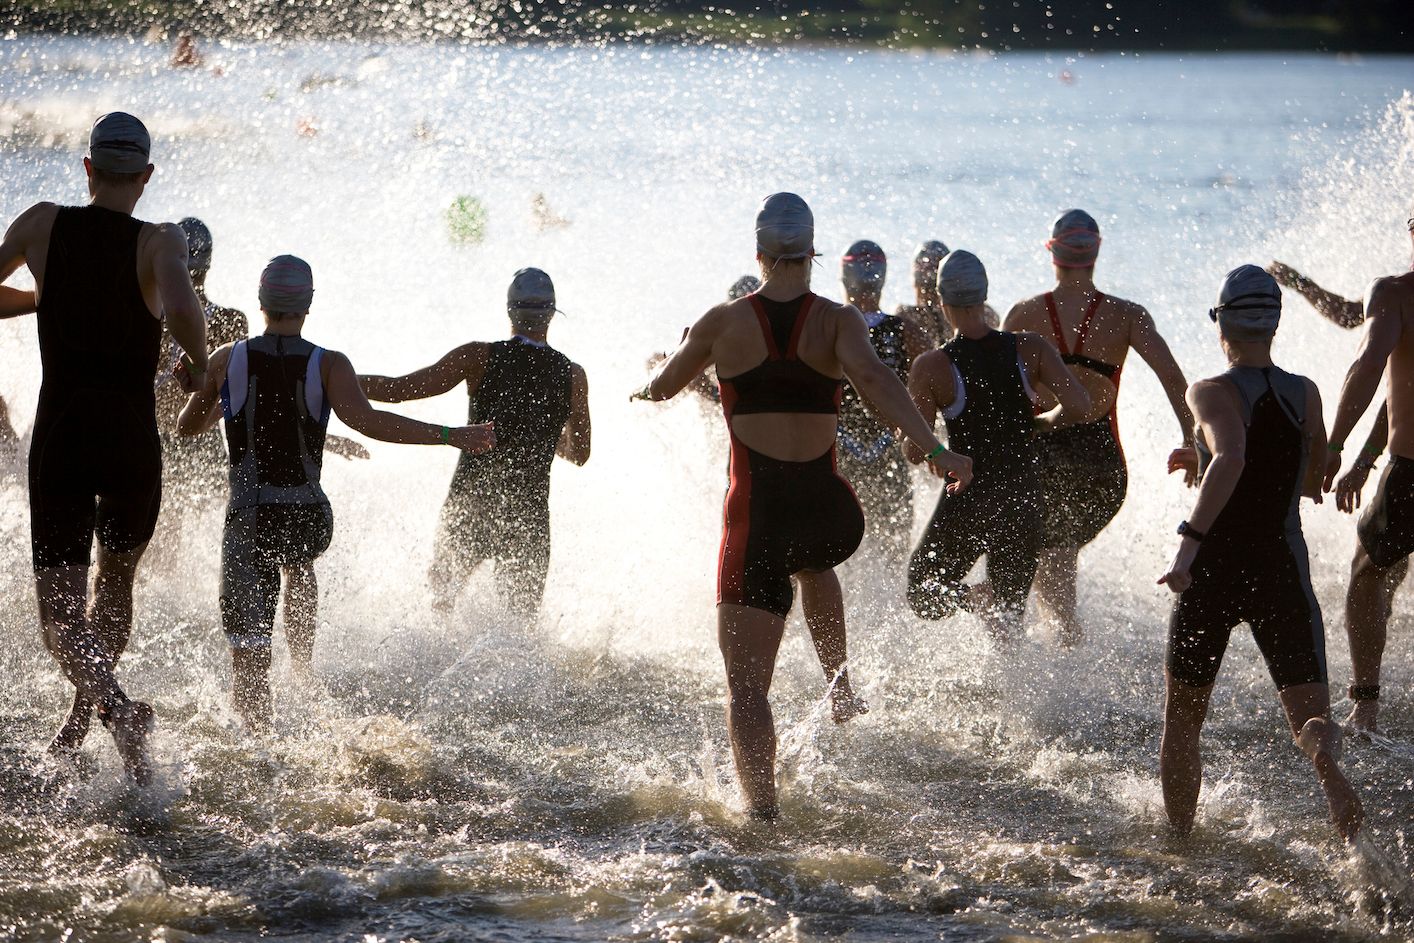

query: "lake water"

left=1, top=37, right=1413, bottom=942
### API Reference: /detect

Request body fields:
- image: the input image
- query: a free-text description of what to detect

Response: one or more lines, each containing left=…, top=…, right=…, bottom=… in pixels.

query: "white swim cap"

left=258, top=255, right=314, bottom=314
left=88, top=112, right=150, bottom=173
left=755, top=192, right=815, bottom=260
left=937, top=250, right=988, bottom=307
left=1211, top=264, right=1281, bottom=337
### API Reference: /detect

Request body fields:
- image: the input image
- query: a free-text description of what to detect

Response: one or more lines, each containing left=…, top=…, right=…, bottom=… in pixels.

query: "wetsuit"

left=1357, top=456, right=1414, bottom=568
left=718, top=293, right=864, bottom=617
left=836, top=311, right=914, bottom=555
left=1038, top=292, right=1127, bottom=549
left=907, top=331, right=1043, bottom=619
left=1168, top=366, right=1326, bottom=690
left=433, top=336, right=572, bottom=613
left=29, top=205, right=162, bottom=568
left=219, top=334, right=333, bottom=650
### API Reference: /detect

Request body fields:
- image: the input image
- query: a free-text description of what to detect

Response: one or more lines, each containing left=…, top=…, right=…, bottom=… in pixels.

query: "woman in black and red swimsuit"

left=638, top=193, right=971, bottom=819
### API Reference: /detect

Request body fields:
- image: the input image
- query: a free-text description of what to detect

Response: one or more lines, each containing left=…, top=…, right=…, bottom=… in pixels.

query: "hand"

left=174, top=359, right=204, bottom=394
left=1267, top=260, right=1301, bottom=289
left=1336, top=461, right=1373, bottom=514
left=325, top=435, right=371, bottom=460
left=927, top=449, right=972, bottom=494
left=1323, top=450, right=1342, bottom=493
left=629, top=383, right=654, bottom=402
left=1157, top=540, right=1199, bottom=593
left=449, top=422, right=495, bottom=453
left=1167, top=445, right=1198, bottom=486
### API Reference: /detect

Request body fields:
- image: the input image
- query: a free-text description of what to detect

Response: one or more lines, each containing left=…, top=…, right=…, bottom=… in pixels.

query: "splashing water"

left=0, top=37, right=1413, bottom=942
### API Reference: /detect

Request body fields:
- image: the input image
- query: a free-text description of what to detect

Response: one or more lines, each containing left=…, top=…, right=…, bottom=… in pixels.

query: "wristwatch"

left=1176, top=520, right=1206, bottom=542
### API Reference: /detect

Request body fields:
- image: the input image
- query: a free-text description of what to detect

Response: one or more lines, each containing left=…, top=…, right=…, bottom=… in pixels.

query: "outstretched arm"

left=1159, top=380, right=1244, bottom=592
left=557, top=363, right=591, bottom=465
left=326, top=351, right=495, bottom=452
left=1129, top=307, right=1194, bottom=446
left=359, top=343, right=484, bottom=403
left=639, top=310, right=719, bottom=401
left=323, top=433, right=370, bottom=460
left=1326, top=277, right=1404, bottom=489
left=1269, top=262, right=1364, bottom=329
left=1028, top=334, right=1092, bottom=429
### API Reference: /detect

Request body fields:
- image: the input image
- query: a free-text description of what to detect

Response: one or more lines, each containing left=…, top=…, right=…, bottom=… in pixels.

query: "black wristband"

left=1349, top=684, right=1380, bottom=702
left=1177, top=520, right=1206, bottom=542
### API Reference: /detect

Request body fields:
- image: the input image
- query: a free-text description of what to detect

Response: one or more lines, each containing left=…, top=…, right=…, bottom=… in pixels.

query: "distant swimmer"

left=1160, top=265, right=1362, bottom=843
left=1321, top=209, right=1414, bottom=733
left=896, top=239, right=999, bottom=345
left=531, top=193, right=571, bottom=231
left=1005, top=209, right=1195, bottom=645
left=635, top=193, right=972, bottom=818
left=905, top=251, right=1091, bottom=643
left=0, top=112, right=210, bottom=782
left=177, top=256, right=495, bottom=729
left=170, top=31, right=202, bottom=69
left=360, top=268, right=590, bottom=618
left=835, top=240, right=931, bottom=563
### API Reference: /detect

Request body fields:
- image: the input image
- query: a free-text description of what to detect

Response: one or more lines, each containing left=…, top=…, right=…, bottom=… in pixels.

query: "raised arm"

left=835, top=307, right=971, bottom=488
left=639, top=308, right=720, bottom=402
left=1128, top=306, right=1194, bottom=446
left=556, top=363, right=591, bottom=465
left=1326, top=277, right=1404, bottom=489
left=1269, top=261, right=1364, bottom=329
left=1159, top=380, right=1245, bottom=592
left=359, top=343, right=485, bottom=403
left=902, top=350, right=954, bottom=464
left=151, top=223, right=207, bottom=372
left=325, top=350, right=495, bottom=452
left=1025, top=333, right=1092, bottom=429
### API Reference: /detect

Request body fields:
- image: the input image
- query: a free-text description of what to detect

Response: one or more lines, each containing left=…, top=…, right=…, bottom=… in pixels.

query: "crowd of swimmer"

left=5, top=112, right=1412, bottom=849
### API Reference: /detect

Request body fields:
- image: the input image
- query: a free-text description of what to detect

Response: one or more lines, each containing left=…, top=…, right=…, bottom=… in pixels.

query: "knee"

left=906, top=578, right=959, bottom=621
left=726, top=682, right=771, bottom=719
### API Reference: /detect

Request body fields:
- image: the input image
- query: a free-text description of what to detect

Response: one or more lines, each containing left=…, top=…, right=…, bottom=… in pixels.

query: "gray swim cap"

left=938, top=250, right=988, bottom=306
left=1047, top=208, right=1102, bottom=269
left=728, top=275, right=761, bottom=300
left=508, top=267, right=557, bottom=316
left=755, top=192, right=814, bottom=260
left=841, top=239, right=886, bottom=289
left=1210, top=264, right=1281, bottom=337
left=258, top=255, right=314, bottom=315
left=912, top=240, right=949, bottom=290
left=88, top=112, right=151, bottom=173
left=178, top=217, right=212, bottom=272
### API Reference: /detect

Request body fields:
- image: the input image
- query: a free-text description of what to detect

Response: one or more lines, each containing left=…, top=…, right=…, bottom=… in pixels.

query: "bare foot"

left=1344, top=700, right=1378, bottom=735
left=1322, top=766, right=1364, bottom=843
left=47, top=693, right=95, bottom=757
left=103, top=701, right=155, bottom=786
left=830, top=687, right=870, bottom=725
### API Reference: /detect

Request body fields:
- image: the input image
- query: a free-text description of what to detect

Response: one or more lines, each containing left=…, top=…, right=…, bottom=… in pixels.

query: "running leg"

left=717, top=603, right=787, bottom=818
left=1160, top=672, right=1212, bottom=836
left=1278, top=683, right=1363, bottom=842
left=1343, top=545, right=1407, bottom=732
left=282, top=561, right=318, bottom=670
left=796, top=568, right=867, bottom=724
left=1035, top=544, right=1082, bottom=647
left=220, top=513, right=281, bottom=730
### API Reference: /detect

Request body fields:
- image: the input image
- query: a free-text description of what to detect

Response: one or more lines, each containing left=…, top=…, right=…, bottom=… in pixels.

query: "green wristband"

left=1326, top=442, right=1343, bottom=453
left=1361, top=444, right=1383, bottom=459
left=925, top=443, right=947, bottom=461
left=439, top=425, right=450, bottom=444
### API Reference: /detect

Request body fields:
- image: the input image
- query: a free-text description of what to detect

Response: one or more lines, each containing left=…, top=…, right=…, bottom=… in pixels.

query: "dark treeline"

left=5, top=0, right=1413, bottom=50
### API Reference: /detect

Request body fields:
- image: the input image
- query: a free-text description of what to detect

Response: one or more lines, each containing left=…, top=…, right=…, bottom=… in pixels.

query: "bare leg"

left=718, top=602, right=786, bottom=818
left=1280, top=682, right=1364, bottom=842
left=796, top=569, right=867, bottom=724
left=1160, top=672, right=1212, bottom=836
left=1034, top=545, right=1082, bottom=647
left=282, top=562, right=318, bottom=670
left=1343, top=546, right=1407, bottom=732
left=231, top=646, right=273, bottom=731
left=36, top=547, right=153, bottom=783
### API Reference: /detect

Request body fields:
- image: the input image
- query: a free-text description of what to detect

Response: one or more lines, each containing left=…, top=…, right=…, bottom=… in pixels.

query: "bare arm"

left=326, top=350, right=494, bottom=451
left=0, top=285, right=35, bottom=319
left=901, top=315, right=932, bottom=364
left=1001, top=301, right=1028, bottom=333
left=556, top=363, right=591, bottom=465
left=1302, top=378, right=1327, bottom=501
left=152, top=224, right=208, bottom=372
left=1159, top=380, right=1246, bottom=591
left=640, top=309, right=720, bottom=401
left=1129, top=306, right=1195, bottom=446
left=323, top=433, right=370, bottom=460
left=0, top=203, right=52, bottom=316
left=1026, top=333, right=1092, bottom=428
left=1269, top=262, right=1364, bottom=329
left=835, top=307, right=971, bottom=488
left=1335, top=401, right=1388, bottom=514
left=1326, top=278, right=1403, bottom=490
left=902, top=350, right=954, bottom=464
left=177, top=344, right=233, bottom=435
left=360, top=343, right=484, bottom=403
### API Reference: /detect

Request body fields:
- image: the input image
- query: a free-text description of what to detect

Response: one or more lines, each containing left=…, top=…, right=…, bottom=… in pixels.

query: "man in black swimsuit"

left=905, top=250, right=1090, bottom=642
left=0, top=112, right=210, bottom=782
left=835, top=240, right=931, bottom=563
left=1161, top=265, right=1361, bottom=842
left=361, top=268, right=591, bottom=617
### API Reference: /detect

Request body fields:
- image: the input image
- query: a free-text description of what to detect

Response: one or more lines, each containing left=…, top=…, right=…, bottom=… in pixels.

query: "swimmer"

left=0, top=112, right=210, bottom=783
left=360, top=268, right=589, bottom=618
left=905, top=250, right=1091, bottom=643
left=1160, top=265, right=1362, bottom=843
left=1005, top=209, right=1195, bottom=646
left=835, top=239, right=931, bottom=564
left=896, top=239, right=999, bottom=345
left=531, top=193, right=571, bottom=231
left=636, top=193, right=971, bottom=818
left=178, top=256, right=495, bottom=729
left=1321, top=208, right=1414, bottom=733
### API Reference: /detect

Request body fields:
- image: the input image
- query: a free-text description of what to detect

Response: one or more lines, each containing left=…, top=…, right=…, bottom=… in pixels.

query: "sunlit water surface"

left=1, top=38, right=1414, bottom=942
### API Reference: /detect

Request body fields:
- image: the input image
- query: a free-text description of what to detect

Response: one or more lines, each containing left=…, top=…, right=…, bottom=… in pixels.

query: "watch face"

left=1176, top=522, right=1187, bottom=535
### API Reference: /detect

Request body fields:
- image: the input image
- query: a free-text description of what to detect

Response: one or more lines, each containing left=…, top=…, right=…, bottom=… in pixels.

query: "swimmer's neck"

left=1052, top=267, right=1097, bottom=293
left=757, top=265, right=811, bottom=301
left=87, top=184, right=142, bottom=217
left=844, top=288, right=882, bottom=313
left=261, top=314, right=306, bottom=337
left=510, top=324, right=549, bottom=344
left=949, top=308, right=993, bottom=340
left=1224, top=340, right=1274, bottom=368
